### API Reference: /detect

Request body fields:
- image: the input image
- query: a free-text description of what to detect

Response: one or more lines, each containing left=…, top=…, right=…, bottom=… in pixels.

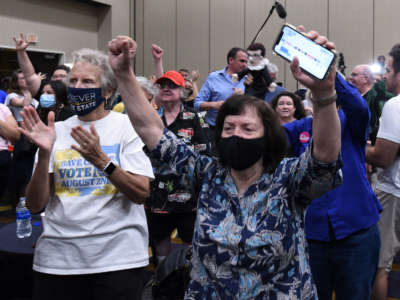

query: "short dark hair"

left=247, top=43, right=266, bottom=57
left=226, top=47, right=245, bottom=65
left=178, top=68, right=189, bottom=74
left=0, top=76, right=11, bottom=91
left=215, top=95, right=288, bottom=172
left=53, top=65, right=70, bottom=74
left=389, top=44, right=400, bottom=75
left=270, top=91, right=307, bottom=121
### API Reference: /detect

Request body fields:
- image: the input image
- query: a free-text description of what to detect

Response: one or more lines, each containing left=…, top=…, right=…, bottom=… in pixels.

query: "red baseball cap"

left=155, top=70, right=185, bottom=88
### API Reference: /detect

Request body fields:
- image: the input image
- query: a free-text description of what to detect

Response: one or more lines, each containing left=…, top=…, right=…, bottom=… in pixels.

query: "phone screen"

left=273, top=25, right=336, bottom=80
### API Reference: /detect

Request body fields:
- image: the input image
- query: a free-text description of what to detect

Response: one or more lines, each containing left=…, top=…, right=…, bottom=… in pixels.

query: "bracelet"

left=309, top=91, right=337, bottom=107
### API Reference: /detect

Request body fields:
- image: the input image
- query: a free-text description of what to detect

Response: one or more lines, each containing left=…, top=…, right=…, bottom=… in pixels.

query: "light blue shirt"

left=194, top=68, right=246, bottom=126
left=264, top=85, right=286, bottom=103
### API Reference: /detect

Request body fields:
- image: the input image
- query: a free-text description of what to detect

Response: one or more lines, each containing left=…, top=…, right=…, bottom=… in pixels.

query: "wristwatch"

left=103, top=161, right=116, bottom=177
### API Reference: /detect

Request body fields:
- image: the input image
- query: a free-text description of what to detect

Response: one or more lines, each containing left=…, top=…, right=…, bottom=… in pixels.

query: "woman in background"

left=37, top=80, right=74, bottom=123
left=5, top=69, right=38, bottom=208
left=271, top=91, right=306, bottom=125
left=0, top=104, right=20, bottom=201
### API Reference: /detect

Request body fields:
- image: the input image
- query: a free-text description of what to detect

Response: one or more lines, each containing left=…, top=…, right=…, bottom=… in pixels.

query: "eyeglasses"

left=350, top=72, right=363, bottom=78
left=248, top=53, right=262, bottom=59
left=158, top=81, right=180, bottom=89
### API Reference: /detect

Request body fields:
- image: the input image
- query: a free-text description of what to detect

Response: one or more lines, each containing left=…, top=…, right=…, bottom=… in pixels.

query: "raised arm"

left=152, top=44, right=164, bottom=79
left=109, top=36, right=164, bottom=150
left=290, top=28, right=340, bottom=163
left=19, top=106, right=56, bottom=213
left=13, top=33, right=42, bottom=97
left=335, top=74, right=370, bottom=142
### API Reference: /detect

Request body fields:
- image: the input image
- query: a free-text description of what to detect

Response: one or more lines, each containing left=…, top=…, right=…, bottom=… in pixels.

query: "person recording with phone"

left=284, top=36, right=381, bottom=300
left=108, top=25, right=341, bottom=299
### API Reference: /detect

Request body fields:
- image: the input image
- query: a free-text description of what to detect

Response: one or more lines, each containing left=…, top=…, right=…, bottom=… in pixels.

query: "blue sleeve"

left=0, top=90, right=6, bottom=104
left=283, top=118, right=313, bottom=157
left=335, top=74, right=370, bottom=143
left=194, top=77, right=212, bottom=112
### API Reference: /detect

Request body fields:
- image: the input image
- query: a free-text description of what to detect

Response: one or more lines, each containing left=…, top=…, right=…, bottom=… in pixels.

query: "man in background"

left=367, top=44, right=400, bottom=300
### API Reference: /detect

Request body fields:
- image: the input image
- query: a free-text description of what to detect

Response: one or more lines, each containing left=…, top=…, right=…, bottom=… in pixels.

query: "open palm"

left=19, top=106, right=56, bottom=153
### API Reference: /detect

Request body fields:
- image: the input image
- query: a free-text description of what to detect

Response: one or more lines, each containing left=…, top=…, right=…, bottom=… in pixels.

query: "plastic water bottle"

left=16, top=197, right=32, bottom=238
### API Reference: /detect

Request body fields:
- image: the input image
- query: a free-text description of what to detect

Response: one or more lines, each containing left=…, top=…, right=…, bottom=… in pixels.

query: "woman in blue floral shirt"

left=108, top=27, right=342, bottom=300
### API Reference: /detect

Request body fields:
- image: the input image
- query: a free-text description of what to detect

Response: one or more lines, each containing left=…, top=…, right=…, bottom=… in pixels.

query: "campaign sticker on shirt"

left=182, top=112, right=195, bottom=120
left=299, top=131, right=310, bottom=144
left=178, top=128, right=194, bottom=139
left=194, top=143, right=207, bottom=152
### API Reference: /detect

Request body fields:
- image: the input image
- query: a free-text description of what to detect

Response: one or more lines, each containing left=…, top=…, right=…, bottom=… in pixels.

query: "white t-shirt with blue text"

left=33, top=111, right=154, bottom=275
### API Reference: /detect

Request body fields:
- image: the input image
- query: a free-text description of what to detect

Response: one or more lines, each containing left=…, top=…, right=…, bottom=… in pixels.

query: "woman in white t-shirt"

left=5, top=69, right=39, bottom=209
left=18, top=48, right=154, bottom=300
left=5, top=69, right=38, bottom=122
left=0, top=104, right=20, bottom=200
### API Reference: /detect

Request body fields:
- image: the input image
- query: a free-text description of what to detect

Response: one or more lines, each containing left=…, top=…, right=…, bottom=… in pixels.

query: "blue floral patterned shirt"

left=149, top=129, right=342, bottom=300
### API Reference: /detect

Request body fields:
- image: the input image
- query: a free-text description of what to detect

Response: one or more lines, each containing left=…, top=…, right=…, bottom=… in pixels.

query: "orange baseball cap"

left=155, top=70, right=185, bottom=88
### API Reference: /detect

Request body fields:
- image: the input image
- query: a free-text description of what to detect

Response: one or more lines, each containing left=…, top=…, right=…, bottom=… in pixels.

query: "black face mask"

left=217, top=135, right=264, bottom=171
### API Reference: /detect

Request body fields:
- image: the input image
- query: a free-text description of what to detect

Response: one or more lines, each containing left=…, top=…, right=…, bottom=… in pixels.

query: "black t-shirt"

left=146, top=104, right=211, bottom=213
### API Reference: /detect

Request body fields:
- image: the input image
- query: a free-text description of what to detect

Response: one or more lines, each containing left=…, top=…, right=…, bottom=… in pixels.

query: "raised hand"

left=191, top=70, right=200, bottom=82
left=244, top=73, right=254, bottom=86
left=13, top=33, right=34, bottom=51
left=289, top=25, right=336, bottom=99
left=148, top=74, right=157, bottom=83
left=38, top=72, right=47, bottom=81
left=108, top=36, right=137, bottom=74
left=232, top=87, right=244, bottom=95
left=151, top=44, right=163, bottom=61
left=19, top=106, right=56, bottom=154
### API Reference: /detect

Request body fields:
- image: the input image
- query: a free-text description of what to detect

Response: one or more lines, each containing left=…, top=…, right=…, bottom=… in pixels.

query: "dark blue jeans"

left=308, top=224, right=380, bottom=300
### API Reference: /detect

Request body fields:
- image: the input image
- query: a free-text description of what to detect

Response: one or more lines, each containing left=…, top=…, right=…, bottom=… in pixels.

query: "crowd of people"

left=0, top=25, right=398, bottom=300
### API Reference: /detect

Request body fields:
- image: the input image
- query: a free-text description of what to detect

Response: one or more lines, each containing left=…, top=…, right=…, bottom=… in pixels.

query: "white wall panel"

left=177, top=0, right=210, bottom=83
left=329, top=0, right=374, bottom=74
left=210, top=0, right=245, bottom=71
left=374, top=0, right=400, bottom=64
left=284, top=0, right=328, bottom=92
left=0, top=0, right=98, bottom=62
left=142, top=0, right=177, bottom=76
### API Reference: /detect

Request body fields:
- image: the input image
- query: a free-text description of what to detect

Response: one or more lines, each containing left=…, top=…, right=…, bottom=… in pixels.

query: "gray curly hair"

left=70, top=48, right=117, bottom=98
left=136, top=76, right=159, bottom=97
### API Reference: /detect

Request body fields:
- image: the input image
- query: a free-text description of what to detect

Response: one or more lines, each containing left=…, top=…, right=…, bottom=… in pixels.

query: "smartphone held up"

left=273, top=24, right=336, bottom=80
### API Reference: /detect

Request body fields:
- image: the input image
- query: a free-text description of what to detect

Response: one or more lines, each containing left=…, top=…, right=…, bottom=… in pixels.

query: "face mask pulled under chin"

left=217, top=135, right=265, bottom=171
left=67, top=87, right=105, bottom=116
